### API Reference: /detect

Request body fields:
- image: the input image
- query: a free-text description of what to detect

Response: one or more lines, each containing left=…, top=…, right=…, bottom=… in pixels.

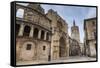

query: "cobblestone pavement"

left=17, top=56, right=96, bottom=65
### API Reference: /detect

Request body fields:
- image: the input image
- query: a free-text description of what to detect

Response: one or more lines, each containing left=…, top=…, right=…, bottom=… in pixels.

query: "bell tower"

left=71, top=20, right=80, bottom=43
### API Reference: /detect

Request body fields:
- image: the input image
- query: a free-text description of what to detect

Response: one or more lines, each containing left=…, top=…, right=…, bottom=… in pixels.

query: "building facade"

left=46, top=9, right=69, bottom=60
left=16, top=3, right=69, bottom=64
left=84, top=17, right=97, bottom=57
left=16, top=4, right=52, bottom=62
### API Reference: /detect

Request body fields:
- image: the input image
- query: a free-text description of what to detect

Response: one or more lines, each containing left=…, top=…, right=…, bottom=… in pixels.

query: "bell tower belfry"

left=71, top=20, right=80, bottom=43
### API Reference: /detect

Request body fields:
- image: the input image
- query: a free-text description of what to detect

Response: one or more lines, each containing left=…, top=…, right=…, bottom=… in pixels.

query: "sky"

left=41, top=4, right=96, bottom=43
left=16, top=3, right=96, bottom=43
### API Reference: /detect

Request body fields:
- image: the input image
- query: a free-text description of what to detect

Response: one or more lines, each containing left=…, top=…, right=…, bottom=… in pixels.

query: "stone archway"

left=59, top=37, right=66, bottom=57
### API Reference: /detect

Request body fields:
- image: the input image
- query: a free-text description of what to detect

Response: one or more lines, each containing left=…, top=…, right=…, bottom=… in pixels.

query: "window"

left=16, top=9, right=24, bottom=18
left=41, top=30, right=45, bottom=40
left=92, top=21, right=95, bottom=26
left=26, top=44, right=32, bottom=50
left=46, top=33, right=49, bottom=40
left=33, top=28, right=39, bottom=39
left=23, top=25, right=31, bottom=37
left=43, top=46, right=46, bottom=50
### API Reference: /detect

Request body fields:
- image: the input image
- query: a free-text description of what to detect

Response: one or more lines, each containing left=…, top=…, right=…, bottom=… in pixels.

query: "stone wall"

left=16, top=38, right=50, bottom=62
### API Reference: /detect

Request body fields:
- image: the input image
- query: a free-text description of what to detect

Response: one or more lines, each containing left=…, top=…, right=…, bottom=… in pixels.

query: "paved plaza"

left=17, top=56, right=96, bottom=65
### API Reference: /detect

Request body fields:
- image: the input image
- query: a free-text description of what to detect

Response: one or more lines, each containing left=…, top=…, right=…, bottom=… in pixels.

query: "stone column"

left=29, top=25, right=34, bottom=38
left=44, top=31, right=47, bottom=40
left=18, top=23, right=25, bottom=36
left=38, top=29, right=41, bottom=39
left=48, top=35, right=51, bottom=41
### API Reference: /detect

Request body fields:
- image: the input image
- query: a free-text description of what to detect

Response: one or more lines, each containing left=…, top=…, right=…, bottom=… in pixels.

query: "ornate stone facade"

left=16, top=4, right=52, bottom=62
left=84, top=17, right=97, bottom=57
left=16, top=3, right=69, bottom=64
left=46, top=9, right=69, bottom=60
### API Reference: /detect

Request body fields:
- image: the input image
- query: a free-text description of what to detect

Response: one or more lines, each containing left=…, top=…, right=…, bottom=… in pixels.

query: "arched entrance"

left=59, top=37, right=66, bottom=57
left=20, top=42, right=35, bottom=61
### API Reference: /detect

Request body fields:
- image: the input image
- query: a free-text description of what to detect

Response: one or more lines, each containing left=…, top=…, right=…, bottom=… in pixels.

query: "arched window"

left=33, top=28, right=39, bottom=39
left=23, top=25, right=31, bottom=37
left=41, top=30, right=45, bottom=40
left=46, top=32, right=49, bottom=40
left=16, top=23, right=20, bottom=36
left=16, top=9, right=24, bottom=18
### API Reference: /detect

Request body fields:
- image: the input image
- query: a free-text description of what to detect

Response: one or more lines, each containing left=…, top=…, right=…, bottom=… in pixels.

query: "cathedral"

left=15, top=2, right=97, bottom=65
left=16, top=3, right=69, bottom=65
left=16, top=3, right=52, bottom=63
